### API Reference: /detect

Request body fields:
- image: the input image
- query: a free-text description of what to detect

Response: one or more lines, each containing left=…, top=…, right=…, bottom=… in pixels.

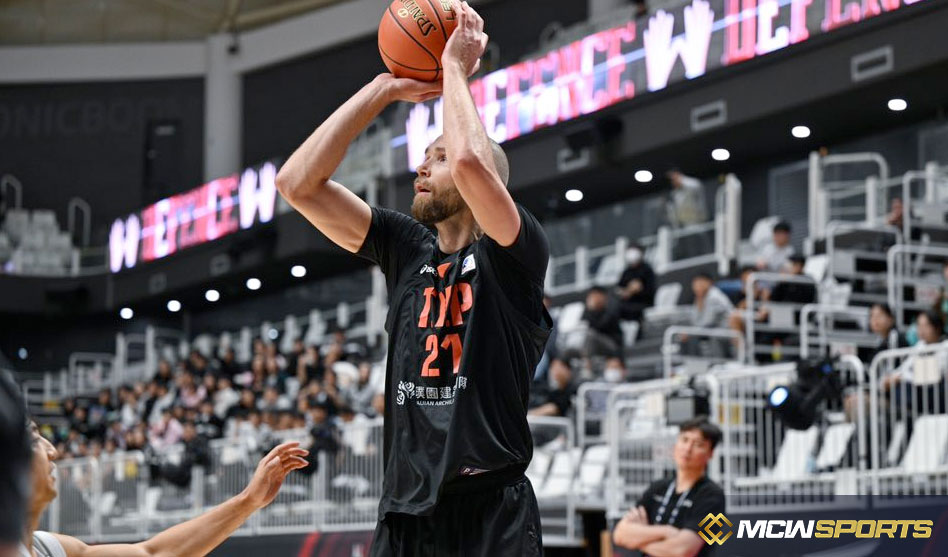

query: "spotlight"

left=167, top=300, right=181, bottom=313
left=634, top=170, right=653, bottom=183
left=246, top=278, right=262, bottom=291
left=267, top=328, right=279, bottom=340
left=887, top=98, right=907, bottom=112
left=768, top=358, right=843, bottom=430
left=711, top=148, right=730, bottom=161
left=791, top=125, right=811, bottom=139
left=205, top=289, right=220, bottom=302
left=17, top=347, right=28, bottom=360
left=119, top=307, right=134, bottom=320
left=291, top=265, right=307, bottom=278
left=565, top=189, right=584, bottom=202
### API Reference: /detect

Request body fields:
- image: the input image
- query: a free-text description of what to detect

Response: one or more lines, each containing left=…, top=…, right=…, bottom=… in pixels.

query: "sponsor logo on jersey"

left=420, top=264, right=437, bottom=275
left=461, top=254, right=476, bottom=276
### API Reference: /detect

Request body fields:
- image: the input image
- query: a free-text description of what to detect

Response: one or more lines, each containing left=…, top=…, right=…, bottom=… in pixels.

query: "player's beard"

left=411, top=185, right=465, bottom=225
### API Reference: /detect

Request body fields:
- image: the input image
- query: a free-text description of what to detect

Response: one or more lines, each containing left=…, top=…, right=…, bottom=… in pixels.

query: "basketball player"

left=20, top=422, right=307, bottom=557
left=276, top=1, right=551, bottom=555
left=1, top=370, right=31, bottom=557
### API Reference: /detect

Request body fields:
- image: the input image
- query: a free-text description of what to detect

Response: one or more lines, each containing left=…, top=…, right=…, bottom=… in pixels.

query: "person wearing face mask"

left=616, top=244, right=656, bottom=324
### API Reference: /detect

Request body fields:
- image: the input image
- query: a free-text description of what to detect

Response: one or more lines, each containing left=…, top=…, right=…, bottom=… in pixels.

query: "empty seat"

left=577, top=444, right=610, bottom=497
left=815, top=422, right=855, bottom=470
left=594, top=254, right=622, bottom=286
left=900, top=415, right=948, bottom=473
left=527, top=449, right=552, bottom=489
left=30, top=209, right=59, bottom=231
left=771, top=427, right=819, bottom=480
left=538, top=449, right=577, bottom=500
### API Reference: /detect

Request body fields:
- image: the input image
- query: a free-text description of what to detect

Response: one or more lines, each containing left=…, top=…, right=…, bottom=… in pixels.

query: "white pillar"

left=204, top=34, right=242, bottom=181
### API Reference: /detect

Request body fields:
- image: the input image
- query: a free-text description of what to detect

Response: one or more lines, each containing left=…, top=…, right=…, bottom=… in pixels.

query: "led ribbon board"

left=400, top=0, right=926, bottom=170
left=109, top=161, right=279, bottom=273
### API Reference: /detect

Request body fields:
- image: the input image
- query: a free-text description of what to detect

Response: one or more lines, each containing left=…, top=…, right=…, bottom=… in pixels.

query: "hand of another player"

left=241, top=441, right=309, bottom=509
left=375, top=73, right=443, bottom=103
left=442, top=1, right=487, bottom=77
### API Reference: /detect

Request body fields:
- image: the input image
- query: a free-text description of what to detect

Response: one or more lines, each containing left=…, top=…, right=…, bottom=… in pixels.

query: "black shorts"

left=370, top=476, right=543, bottom=557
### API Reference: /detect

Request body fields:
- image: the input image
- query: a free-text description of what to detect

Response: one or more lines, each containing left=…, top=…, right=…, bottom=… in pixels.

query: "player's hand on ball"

left=241, top=441, right=309, bottom=509
left=443, top=1, right=487, bottom=77
left=376, top=73, right=443, bottom=103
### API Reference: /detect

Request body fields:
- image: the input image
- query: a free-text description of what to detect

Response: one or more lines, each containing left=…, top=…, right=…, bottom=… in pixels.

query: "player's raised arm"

left=441, top=0, right=521, bottom=247
left=53, top=442, right=308, bottom=557
left=275, top=75, right=442, bottom=253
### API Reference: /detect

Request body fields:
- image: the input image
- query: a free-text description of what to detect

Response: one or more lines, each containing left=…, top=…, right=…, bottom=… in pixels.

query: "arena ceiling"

left=0, top=0, right=354, bottom=45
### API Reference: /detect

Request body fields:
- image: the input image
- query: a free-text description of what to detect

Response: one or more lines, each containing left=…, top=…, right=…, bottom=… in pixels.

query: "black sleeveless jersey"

left=358, top=204, right=552, bottom=518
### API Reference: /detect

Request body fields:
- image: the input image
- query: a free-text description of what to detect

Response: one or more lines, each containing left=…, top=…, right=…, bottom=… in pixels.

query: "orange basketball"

left=378, top=0, right=458, bottom=82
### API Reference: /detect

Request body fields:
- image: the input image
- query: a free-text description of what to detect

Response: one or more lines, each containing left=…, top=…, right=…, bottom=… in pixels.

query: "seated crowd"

left=41, top=330, right=384, bottom=485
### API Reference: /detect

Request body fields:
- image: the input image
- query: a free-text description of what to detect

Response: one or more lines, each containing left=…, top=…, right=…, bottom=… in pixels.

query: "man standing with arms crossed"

left=276, top=2, right=552, bottom=555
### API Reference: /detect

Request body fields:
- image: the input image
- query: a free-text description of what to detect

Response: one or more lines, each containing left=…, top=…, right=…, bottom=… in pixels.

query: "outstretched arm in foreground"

left=54, top=442, right=308, bottom=557
left=276, top=75, right=442, bottom=253
left=441, top=0, right=521, bottom=247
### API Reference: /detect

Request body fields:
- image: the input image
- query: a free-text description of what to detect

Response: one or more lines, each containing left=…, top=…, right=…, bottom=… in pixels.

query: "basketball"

left=378, top=0, right=458, bottom=81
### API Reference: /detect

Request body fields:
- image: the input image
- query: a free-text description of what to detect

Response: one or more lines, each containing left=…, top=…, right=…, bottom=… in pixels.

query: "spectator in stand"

left=263, top=356, right=288, bottom=393
left=307, top=402, right=340, bottom=456
left=147, top=382, right=175, bottom=425
left=616, top=243, right=656, bottom=324
left=613, top=417, right=725, bottom=557
left=151, top=421, right=210, bottom=488
left=344, top=361, right=379, bottom=415
left=728, top=266, right=765, bottom=348
left=682, top=273, right=733, bottom=357
left=756, top=221, right=794, bottom=273
left=264, top=342, right=288, bottom=372
left=529, top=358, right=576, bottom=417
left=118, top=385, right=139, bottom=429
left=859, top=303, right=907, bottom=365
left=216, top=347, right=241, bottom=379
left=226, top=388, right=257, bottom=421
left=148, top=407, right=183, bottom=451
left=187, top=350, right=210, bottom=377
left=214, top=376, right=241, bottom=419
left=196, top=400, right=224, bottom=439
left=886, top=197, right=903, bottom=229
left=297, top=344, right=325, bottom=386
left=154, top=359, right=174, bottom=386
left=87, top=388, right=115, bottom=437
left=632, top=0, right=647, bottom=18
left=582, top=286, right=624, bottom=359
left=177, top=371, right=207, bottom=409
left=259, top=385, right=291, bottom=413
left=666, top=170, right=707, bottom=227
left=286, top=339, right=306, bottom=380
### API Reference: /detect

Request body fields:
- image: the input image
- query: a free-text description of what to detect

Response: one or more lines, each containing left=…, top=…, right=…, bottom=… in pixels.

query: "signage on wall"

left=399, top=0, right=926, bottom=170
left=109, top=161, right=279, bottom=273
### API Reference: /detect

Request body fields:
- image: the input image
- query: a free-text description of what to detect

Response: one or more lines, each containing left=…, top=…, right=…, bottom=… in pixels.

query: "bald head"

left=489, top=140, right=510, bottom=186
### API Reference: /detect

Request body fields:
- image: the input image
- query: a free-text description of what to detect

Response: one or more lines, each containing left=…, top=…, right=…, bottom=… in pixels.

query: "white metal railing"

left=545, top=176, right=741, bottom=296
left=47, top=420, right=385, bottom=542
left=718, top=356, right=868, bottom=513
left=808, top=151, right=889, bottom=240
left=886, top=244, right=948, bottom=329
left=867, top=341, right=948, bottom=505
left=745, top=272, right=819, bottom=362
left=825, top=220, right=901, bottom=282
left=661, top=326, right=744, bottom=378
left=798, top=304, right=878, bottom=360
left=528, top=415, right=580, bottom=546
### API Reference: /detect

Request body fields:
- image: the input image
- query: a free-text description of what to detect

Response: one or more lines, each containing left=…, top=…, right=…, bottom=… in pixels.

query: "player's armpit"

left=52, top=534, right=150, bottom=557
left=276, top=178, right=372, bottom=254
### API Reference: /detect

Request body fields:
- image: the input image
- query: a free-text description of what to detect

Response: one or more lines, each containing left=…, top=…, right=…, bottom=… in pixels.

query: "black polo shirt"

left=617, top=474, right=725, bottom=557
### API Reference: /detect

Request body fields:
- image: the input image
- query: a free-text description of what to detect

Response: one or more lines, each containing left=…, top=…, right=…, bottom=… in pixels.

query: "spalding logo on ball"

left=378, top=0, right=459, bottom=81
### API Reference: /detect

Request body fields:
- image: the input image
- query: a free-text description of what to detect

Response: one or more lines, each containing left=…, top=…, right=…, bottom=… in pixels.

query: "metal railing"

left=716, top=357, right=868, bottom=513
left=48, top=420, right=385, bottom=543
left=866, top=341, right=948, bottom=506
left=745, top=272, right=819, bottom=362
left=528, top=415, right=580, bottom=546
left=661, top=326, right=744, bottom=378
left=886, top=244, right=948, bottom=329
